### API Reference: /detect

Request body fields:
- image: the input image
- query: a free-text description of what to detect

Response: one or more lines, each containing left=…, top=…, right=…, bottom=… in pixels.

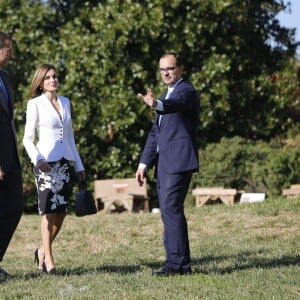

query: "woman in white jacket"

left=23, top=64, right=85, bottom=274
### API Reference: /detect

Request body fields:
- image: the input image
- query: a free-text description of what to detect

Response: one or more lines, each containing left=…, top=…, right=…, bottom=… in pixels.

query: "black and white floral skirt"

left=33, top=158, right=70, bottom=215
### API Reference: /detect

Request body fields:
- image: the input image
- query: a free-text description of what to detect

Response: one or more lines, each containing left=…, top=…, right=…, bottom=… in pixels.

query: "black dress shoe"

left=152, top=266, right=192, bottom=277
left=34, top=248, right=39, bottom=266
left=181, top=267, right=192, bottom=275
left=0, top=268, right=10, bottom=283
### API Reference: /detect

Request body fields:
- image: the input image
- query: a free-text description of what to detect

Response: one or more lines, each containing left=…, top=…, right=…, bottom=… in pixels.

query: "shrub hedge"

left=191, top=136, right=300, bottom=197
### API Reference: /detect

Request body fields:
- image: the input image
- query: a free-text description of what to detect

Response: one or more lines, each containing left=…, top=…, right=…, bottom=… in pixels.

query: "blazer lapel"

left=41, top=94, right=63, bottom=123
left=57, top=96, right=66, bottom=122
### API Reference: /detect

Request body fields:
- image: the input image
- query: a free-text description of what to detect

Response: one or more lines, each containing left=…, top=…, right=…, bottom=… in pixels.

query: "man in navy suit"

left=0, top=31, right=23, bottom=282
left=136, top=52, right=199, bottom=276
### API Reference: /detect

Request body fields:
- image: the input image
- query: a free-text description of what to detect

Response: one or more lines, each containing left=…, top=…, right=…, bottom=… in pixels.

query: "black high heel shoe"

left=34, top=248, right=45, bottom=271
left=47, top=268, right=57, bottom=275
left=42, top=262, right=46, bottom=272
left=42, top=262, right=57, bottom=275
left=34, top=248, right=39, bottom=266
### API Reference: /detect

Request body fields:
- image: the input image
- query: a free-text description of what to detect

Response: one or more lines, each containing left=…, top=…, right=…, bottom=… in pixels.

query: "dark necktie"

left=0, top=75, right=9, bottom=107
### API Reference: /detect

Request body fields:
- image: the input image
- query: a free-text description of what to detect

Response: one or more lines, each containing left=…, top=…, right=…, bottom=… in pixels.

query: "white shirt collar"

left=168, top=78, right=183, bottom=93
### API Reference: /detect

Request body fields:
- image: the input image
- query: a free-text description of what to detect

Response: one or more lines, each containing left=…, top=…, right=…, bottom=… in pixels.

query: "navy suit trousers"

left=0, top=168, right=23, bottom=262
left=156, top=164, right=192, bottom=271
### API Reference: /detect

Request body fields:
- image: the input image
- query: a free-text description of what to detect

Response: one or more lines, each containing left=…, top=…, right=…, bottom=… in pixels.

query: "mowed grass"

left=0, top=197, right=299, bottom=300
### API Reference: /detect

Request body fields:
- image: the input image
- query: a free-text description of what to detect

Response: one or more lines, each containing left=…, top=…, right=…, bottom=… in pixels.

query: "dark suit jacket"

left=140, top=79, right=199, bottom=174
left=0, top=69, right=20, bottom=173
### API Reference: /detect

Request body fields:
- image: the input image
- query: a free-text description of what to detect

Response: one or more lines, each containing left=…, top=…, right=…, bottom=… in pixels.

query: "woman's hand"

left=77, top=171, right=86, bottom=182
left=38, top=161, right=52, bottom=173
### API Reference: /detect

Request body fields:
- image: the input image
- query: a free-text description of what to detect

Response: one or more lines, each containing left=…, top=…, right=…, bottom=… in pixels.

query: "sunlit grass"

left=1, top=197, right=299, bottom=299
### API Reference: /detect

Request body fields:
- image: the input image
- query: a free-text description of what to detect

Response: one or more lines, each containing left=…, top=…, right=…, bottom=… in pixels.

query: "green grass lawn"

left=1, top=197, right=299, bottom=299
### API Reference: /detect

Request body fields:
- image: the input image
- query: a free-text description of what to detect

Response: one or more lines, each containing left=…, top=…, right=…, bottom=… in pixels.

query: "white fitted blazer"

left=23, top=94, right=84, bottom=172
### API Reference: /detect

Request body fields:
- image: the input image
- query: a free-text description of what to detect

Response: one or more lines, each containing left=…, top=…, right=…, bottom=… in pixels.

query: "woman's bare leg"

left=40, top=212, right=66, bottom=272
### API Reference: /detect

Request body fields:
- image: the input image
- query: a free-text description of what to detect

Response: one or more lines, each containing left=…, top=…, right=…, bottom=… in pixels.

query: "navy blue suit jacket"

left=0, top=69, right=20, bottom=173
left=140, top=80, right=199, bottom=174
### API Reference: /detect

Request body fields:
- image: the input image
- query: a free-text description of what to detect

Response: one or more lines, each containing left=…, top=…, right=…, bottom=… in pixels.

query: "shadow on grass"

left=17, top=251, right=300, bottom=279
left=11, top=265, right=143, bottom=281
left=60, top=264, right=143, bottom=276
left=191, top=251, right=300, bottom=274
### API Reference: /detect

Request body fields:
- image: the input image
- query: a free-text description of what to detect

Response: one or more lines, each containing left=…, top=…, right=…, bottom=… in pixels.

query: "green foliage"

left=193, top=136, right=300, bottom=196
left=1, top=0, right=299, bottom=209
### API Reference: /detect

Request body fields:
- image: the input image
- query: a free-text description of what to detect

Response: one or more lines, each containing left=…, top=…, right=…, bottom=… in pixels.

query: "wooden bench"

left=94, top=178, right=149, bottom=213
left=282, top=184, right=300, bottom=198
left=192, top=187, right=238, bottom=207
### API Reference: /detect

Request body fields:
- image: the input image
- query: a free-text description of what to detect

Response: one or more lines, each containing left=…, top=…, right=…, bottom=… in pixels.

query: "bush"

left=191, top=136, right=300, bottom=196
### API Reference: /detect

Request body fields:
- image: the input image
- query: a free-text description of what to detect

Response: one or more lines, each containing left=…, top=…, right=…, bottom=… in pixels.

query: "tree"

left=0, top=0, right=298, bottom=209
